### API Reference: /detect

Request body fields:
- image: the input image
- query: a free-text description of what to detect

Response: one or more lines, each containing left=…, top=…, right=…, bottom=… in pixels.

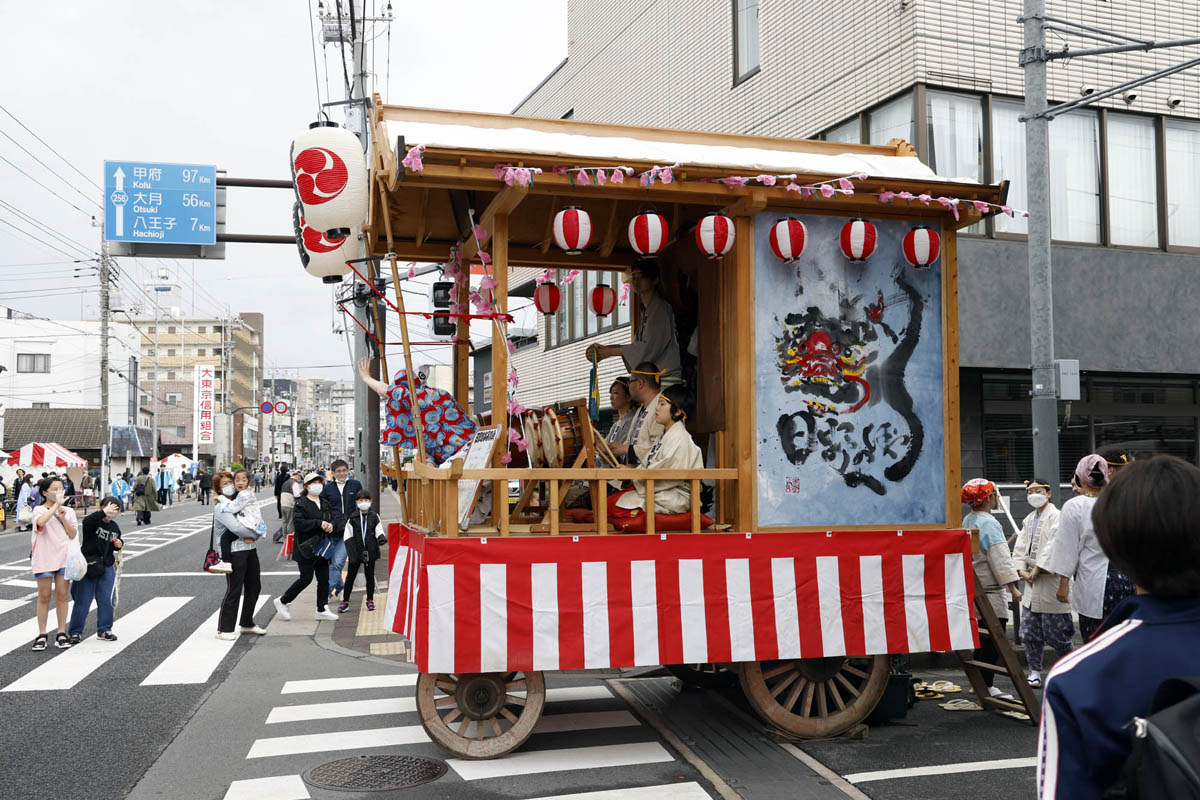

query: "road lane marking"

left=2, top=596, right=190, bottom=691
left=526, top=783, right=714, bottom=800
left=280, top=674, right=417, bottom=694
left=265, top=689, right=628, bottom=725
left=141, top=596, right=271, bottom=686
left=0, top=602, right=75, bottom=658
left=247, top=724, right=428, bottom=758
left=2, top=579, right=37, bottom=588
left=448, top=742, right=674, bottom=780
left=842, top=757, right=1038, bottom=784
left=0, top=598, right=31, bottom=616
left=223, top=775, right=310, bottom=800
left=118, top=571, right=297, bottom=578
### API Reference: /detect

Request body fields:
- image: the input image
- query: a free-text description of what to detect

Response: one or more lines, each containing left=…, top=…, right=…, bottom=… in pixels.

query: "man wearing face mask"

left=320, top=459, right=362, bottom=604
left=274, top=473, right=338, bottom=622
left=1012, top=478, right=1073, bottom=687
left=66, top=496, right=124, bottom=645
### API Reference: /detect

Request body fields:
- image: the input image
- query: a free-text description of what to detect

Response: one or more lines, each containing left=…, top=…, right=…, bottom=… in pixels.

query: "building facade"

left=514, top=0, right=1200, bottom=482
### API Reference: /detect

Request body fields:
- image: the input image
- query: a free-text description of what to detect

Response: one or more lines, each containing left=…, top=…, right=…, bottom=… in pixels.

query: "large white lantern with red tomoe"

left=292, top=202, right=352, bottom=284
left=290, top=121, right=368, bottom=237
left=839, top=218, right=878, bottom=262
left=533, top=282, right=561, bottom=315
left=902, top=225, right=941, bottom=269
left=628, top=211, right=669, bottom=255
left=590, top=283, right=617, bottom=318
left=695, top=213, right=735, bottom=259
left=552, top=206, right=592, bottom=254
left=768, top=217, right=808, bottom=262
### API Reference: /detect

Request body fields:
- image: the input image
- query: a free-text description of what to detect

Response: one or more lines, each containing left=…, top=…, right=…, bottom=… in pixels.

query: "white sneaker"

left=240, top=625, right=268, bottom=635
left=215, top=631, right=237, bottom=641
left=315, top=609, right=339, bottom=621
left=273, top=597, right=292, bottom=621
left=208, top=561, right=233, bottom=575
left=988, top=685, right=1015, bottom=701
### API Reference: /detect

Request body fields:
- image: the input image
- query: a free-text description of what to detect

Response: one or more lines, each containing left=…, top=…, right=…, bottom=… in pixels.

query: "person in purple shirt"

left=1038, top=455, right=1200, bottom=799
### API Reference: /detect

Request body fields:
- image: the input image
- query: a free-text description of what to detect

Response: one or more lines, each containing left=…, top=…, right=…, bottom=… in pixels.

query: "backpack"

left=1106, top=677, right=1200, bottom=799
left=134, top=480, right=146, bottom=497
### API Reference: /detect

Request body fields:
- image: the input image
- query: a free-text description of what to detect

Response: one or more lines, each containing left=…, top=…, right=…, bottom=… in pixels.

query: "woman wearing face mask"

left=1046, top=454, right=1111, bottom=642
left=273, top=472, right=337, bottom=622
left=67, top=496, right=125, bottom=645
left=213, top=471, right=267, bottom=639
left=338, top=490, right=385, bottom=613
left=1011, top=478, right=1072, bottom=687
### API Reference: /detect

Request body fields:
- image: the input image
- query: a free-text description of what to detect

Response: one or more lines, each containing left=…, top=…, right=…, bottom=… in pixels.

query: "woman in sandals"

left=338, top=489, right=384, bottom=614
left=67, top=496, right=124, bottom=645
left=30, top=476, right=79, bottom=651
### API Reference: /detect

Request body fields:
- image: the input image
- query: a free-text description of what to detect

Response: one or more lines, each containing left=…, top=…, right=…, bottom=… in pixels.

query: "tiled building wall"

left=517, top=0, right=1199, bottom=137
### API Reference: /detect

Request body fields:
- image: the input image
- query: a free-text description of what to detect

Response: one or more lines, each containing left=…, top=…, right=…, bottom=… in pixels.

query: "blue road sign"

left=104, top=160, right=217, bottom=245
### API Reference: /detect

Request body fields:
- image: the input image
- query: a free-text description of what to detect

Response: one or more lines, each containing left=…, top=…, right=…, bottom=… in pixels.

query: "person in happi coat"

left=1047, top=454, right=1112, bottom=642
left=1012, top=478, right=1073, bottom=687
left=586, top=259, right=682, bottom=388
left=356, top=357, right=475, bottom=466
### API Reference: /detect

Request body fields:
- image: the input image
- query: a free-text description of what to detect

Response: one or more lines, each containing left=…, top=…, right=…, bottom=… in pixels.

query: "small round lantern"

left=628, top=211, right=669, bottom=256
left=839, top=218, right=878, bottom=262
left=902, top=225, right=941, bottom=268
left=290, top=120, right=368, bottom=237
left=533, top=282, right=561, bottom=315
left=292, top=202, right=351, bottom=284
left=695, top=213, right=735, bottom=259
left=590, top=283, right=617, bottom=318
left=553, top=206, right=593, bottom=254
left=768, top=217, right=808, bottom=262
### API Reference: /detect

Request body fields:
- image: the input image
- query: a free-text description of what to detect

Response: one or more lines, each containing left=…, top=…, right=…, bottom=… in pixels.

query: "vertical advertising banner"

left=195, top=364, right=215, bottom=445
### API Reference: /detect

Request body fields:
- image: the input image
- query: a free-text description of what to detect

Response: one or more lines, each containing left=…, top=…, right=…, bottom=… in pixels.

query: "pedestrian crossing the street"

left=225, top=673, right=716, bottom=800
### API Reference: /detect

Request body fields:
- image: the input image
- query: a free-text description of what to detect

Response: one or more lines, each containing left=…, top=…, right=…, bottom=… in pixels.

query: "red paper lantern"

left=553, top=206, right=592, bottom=254
left=290, top=121, right=368, bottom=237
left=292, top=202, right=352, bottom=284
left=769, top=217, right=808, bottom=262
left=695, top=213, right=735, bottom=258
left=902, top=225, right=941, bottom=268
left=628, top=211, right=669, bottom=255
left=590, top=283, right=617, bottom=317
left=839, top=218, right=878, bottom=262
left=533, top=282, right=561, bottom=314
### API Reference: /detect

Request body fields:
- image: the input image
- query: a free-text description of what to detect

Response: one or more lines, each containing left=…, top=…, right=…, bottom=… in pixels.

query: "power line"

left=0, top=151, right=94, bottom=217
left=307, top=0, right=323, bottom=116
left=0, top=213, right=85, bottom=260
left=0, top=124, right=103, bottom=211
left=0, top=103, right=102, bottom=191
left=335, top=1, right=353, bottom=97
left=0, top=198, right=97, bottom=257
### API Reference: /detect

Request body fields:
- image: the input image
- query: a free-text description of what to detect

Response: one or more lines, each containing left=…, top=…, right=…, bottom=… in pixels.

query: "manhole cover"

left=303, top=754, right=447, bottom=791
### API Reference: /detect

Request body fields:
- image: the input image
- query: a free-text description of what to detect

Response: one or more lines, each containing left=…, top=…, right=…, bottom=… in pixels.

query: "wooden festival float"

left=296, top=98, right=1035, bottom=759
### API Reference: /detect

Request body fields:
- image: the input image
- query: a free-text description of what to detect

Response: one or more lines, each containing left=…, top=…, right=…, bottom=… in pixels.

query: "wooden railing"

left=399, top=461, right=737, bottom=537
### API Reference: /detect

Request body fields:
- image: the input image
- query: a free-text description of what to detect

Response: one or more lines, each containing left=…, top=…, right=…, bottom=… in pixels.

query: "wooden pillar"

left=492, top=215, right=510, bottom=537
left=942, top=231, right=962, bottom=527
left=731, top=215, right=757, bottom=531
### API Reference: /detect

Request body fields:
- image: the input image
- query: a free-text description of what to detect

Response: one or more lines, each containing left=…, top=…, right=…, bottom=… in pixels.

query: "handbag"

left=202, top=518, right=221, bottom=572
left=17, top=504, right=32, bottom=524
left=312, top=537, right=336, bottom=560
left=64, top=534, right=87, bottom=582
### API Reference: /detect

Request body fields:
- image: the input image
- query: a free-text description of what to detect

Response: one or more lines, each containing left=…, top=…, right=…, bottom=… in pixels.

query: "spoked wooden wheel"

left=740, top=655, right=889, bottom=738
left=666, top=663, right=738, bottom=689
left=416, top=671, right=546, bottom=759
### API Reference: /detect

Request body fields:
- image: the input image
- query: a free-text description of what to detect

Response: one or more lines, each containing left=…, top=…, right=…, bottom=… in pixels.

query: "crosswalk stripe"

left=280, top=674, right=417, bottom=694
left=448, top=742, right=675, bottom=780
left=0, top=601, right=74, bottom=659
left=531, top=710, right=640, bottom=734
left=0, top=598, right=31, bottom=616
left=223, top=775, right=310, bottom=800
left=2, top=596, right=190, bottom=691
left=4, top=579, right=39, bottom=588
left=524, top=782, right=713, bottom=800
left=141, top=596, right=271, bottom=686
left=247, top=724, right=428, bottom=759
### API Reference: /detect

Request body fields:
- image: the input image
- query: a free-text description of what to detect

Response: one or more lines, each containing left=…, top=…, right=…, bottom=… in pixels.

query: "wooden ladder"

left=955, top=572, right=1041, bottom=723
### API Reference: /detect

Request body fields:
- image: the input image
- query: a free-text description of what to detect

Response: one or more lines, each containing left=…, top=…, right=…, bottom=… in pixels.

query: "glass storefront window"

left=926, top=90, right=983, bottom=181
left=991, top=99, right=1028, bottom=235
left=869, top=93, right=914, bottom=147
left=1166, top=119, right=1200, bottom=248
left=1094, top=416, right=1197, bottom=464
left=1049, top=110, right=1101, bottom=243
left=825, top=118, right=861, bottom=144
left=1107, top=113, right=1159, bottom=248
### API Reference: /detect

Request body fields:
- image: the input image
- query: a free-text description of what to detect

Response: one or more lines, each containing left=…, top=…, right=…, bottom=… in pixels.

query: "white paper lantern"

left=293, top=202, right=352, bottom=284
left=290, top=121, right=368, bottom=237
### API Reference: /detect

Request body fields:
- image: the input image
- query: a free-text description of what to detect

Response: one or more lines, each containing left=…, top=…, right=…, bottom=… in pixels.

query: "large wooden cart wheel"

left=739, top=655, right=889, bottom=738
left=666, top=663, right=738, bottom=689
left=416, top=671, right=546, bottom=759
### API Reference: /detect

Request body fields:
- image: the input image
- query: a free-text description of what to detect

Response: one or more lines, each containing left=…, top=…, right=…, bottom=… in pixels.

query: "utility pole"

left=152, top=299, right=160, bottom=462
left=1020, top=0, right=1059, bottom=487
left=98, top=226, right=111, bottom=493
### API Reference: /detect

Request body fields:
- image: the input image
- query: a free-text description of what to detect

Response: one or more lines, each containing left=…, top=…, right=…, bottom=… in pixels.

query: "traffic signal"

left=430, top=280, right=456, bottom=340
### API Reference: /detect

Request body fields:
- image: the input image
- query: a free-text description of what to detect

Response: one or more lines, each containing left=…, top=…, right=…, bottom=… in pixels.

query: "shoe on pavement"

left=987, top=685, right=1015, bottom=701
left=240, top=625, right=268, bottom=635
left=273, top=597, right=292, bottom=621
left=315, top=609, right=339, bottom=621
left=215, top=631, right=238, bottom=641
left=337, top=602, right=350, bottom=613
left=96, top=631, right=117, bottom=641
left=68, top=633, right=82, bottom=646
left=207, top=560, right=233, bottom=574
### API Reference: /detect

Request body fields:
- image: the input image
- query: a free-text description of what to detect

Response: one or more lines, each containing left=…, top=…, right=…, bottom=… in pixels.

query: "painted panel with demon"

left=754, top=213, right=946, bottom=527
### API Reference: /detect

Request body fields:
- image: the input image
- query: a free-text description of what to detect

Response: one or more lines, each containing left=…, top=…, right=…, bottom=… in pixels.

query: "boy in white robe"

left=611, top=386, right=702, bottom=517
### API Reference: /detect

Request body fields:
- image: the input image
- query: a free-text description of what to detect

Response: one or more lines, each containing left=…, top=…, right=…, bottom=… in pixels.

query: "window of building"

left=991, top=99, right=1028, bottom=235
left=1049, top=110, right=1101, bottom=243
left=868, top=93, right=914, bottom=147
left=167, top=349, right=176, bottom=356
left=167, top=371, right=177, bottom=381
left=16, top=353, right=50, bottom=373
left=824, top=118, right=861, bottom=144
left=1166, top=119, right=1200, bottom=248
left=1107, top=113, right=1159, bottom=248
left=31, top=402, right=49, bottom=409
left=147, top=325, right=156, bottom=333
left=165, top=393, right=182, bottom=406
left=140, top=394, right=150, bottom=405
left=167, top=326, right=176, bottom=334
left=545, top=270, right=631, bottom=348
left=172, top=425, right=187, bottom=438
left=733, top=0, right=760, bottom=83
left=926, top=90, right=982, bottom=181
left=197, top=326, right=206, bottom=334
left=197, top=348, right=205, bottom=356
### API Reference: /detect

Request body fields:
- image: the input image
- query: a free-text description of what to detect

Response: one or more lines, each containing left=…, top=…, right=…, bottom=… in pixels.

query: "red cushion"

left=612, top=512, right=715, bottom=533
left=563, top=508, right=594, bottom=524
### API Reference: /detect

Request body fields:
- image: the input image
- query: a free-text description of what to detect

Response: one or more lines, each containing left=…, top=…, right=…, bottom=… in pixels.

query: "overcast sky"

left=0, top=0, right=566, bottom=381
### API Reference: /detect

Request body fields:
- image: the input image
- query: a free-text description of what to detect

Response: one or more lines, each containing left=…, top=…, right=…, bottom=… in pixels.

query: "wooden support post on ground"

left=955, top=571, right=1040, bottom=723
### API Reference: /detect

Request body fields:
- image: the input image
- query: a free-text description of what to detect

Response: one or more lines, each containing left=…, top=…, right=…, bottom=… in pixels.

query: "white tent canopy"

left=5, top=442, right=87, bottom=469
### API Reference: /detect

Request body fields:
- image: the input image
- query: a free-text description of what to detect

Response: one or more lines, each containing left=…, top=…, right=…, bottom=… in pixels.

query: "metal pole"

left=99, top=230, right=110, bottom=493
left=1021, top=0, right=1061, bottom=485
left=152, top=300, right=160, bottom=462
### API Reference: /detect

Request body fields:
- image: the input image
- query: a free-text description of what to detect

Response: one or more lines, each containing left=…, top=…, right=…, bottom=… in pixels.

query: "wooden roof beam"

left=462, top=183, right=529, bottom=262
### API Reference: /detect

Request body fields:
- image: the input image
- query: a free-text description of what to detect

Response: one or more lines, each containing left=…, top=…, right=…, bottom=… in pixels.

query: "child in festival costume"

left=1012, top=478, right=1073, bottom=687
left=608, top=385, right=702, bottom=519
left=961, top=478, right=1022, bottom=700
